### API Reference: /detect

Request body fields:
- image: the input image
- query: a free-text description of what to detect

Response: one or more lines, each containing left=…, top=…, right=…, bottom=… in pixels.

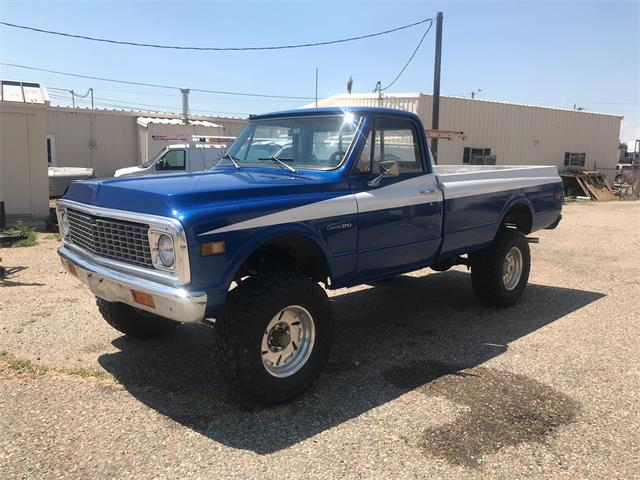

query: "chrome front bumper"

left=58, top=246, right=207, bottom=323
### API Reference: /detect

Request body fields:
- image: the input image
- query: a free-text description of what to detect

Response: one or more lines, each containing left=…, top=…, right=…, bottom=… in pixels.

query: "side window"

left=158, top=150, right=186, bottom=170
left=356, top=119, right=423, bottom=174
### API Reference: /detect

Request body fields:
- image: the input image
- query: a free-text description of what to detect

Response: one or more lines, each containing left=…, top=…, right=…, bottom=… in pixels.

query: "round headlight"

left=157, top=234, right=175, bottom=267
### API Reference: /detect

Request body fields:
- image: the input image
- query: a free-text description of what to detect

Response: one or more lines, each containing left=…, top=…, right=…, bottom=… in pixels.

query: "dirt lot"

left=1, top=201, right=639, bottom=479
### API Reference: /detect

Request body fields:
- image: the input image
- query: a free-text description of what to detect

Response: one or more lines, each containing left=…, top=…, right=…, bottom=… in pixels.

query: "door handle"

left=419, top=188, right=436, bottom=195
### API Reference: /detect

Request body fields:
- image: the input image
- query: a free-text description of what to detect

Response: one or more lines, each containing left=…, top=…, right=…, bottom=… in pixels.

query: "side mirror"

left=367, top=160, right=399, bottom=187
left=155, top=160, right=165, bottom=170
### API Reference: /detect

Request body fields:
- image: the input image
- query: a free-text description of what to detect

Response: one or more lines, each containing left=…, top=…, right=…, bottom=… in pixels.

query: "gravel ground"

left=1, top=201, right=639, bottom=479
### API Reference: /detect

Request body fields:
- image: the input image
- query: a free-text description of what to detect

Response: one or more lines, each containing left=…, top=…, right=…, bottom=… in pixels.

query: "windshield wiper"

left=220, top=153, right=241, bottom=170
left=259, top=154, right=297, bottom=173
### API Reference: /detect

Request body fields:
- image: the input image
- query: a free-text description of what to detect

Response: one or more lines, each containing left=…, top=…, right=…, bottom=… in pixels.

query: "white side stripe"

left=200, top=194, right=358, bottom=235
left=355, top=174, right=442, bottom=213
left=198, top=167, right=561, bottom=236
left=441, top=176, right=559, bottom=200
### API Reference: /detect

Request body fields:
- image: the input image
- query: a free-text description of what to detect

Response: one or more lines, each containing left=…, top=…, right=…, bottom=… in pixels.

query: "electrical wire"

left=49, top=85, right=302, bottom=103
left=47, top=92, right=250, bottom=116
left=0, top=18, right=433, bottom=51
left=72, top=88, right=92, bottom=98
left=0, top=62, right=316, bottom=99
left=380, top=19, right=434, bottom=91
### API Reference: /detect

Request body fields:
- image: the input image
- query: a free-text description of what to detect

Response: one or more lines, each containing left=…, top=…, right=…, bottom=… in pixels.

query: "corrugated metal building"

left=136, top=117, right=223, bottom=164
left=308, top=93, right=622, bottom=177
left=0, top=81, right=49, bottom=220
left=46, top=106, right=246, bottom=178
left=0, top=80, right=248, bottom=221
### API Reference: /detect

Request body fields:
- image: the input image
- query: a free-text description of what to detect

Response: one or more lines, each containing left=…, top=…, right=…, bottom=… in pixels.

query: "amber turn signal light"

left=201, top=241, right=225, bottom=256
left=66, top=261, right=77, bottom=277
left=131, top=290, right=156, bottom=309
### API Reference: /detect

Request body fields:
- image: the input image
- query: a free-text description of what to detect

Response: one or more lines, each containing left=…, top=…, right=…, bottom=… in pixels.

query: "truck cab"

left=113, top=142, right=232, bottom=178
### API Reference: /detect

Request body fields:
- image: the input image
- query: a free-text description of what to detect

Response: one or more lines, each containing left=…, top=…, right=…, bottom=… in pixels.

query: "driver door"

left=350, top=117, right=442, bottom=279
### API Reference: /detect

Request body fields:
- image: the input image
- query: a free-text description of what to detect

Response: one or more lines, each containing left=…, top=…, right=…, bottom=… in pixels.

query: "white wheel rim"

left=261, top=305, right=315, bottom=378
left=502, top=246, right=523, bottom=291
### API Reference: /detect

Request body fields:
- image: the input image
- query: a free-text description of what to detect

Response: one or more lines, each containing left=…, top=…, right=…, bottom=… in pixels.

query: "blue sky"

left=1, top=0, right=638, bottom=144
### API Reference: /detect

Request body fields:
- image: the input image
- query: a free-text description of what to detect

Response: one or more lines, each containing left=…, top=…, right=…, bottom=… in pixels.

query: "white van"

left=114, top=143, right=230, bottom=178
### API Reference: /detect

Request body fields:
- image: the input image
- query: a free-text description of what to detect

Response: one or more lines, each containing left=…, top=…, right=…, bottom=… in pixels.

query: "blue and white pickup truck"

left=56, top=107, right=562, bottom=404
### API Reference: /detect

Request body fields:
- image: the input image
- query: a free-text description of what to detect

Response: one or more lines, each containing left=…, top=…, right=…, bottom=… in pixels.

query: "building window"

left=46, top=135, right=56, bottom=166
left=463, top=147, right=494, bottom=165
left=564, top=152, right=586, bottom=167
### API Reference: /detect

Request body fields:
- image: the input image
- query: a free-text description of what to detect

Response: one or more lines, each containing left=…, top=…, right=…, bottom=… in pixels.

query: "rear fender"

left=496, top=195, right=534, bottom=235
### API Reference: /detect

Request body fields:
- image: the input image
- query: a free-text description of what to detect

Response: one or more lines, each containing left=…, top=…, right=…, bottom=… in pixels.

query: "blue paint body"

left=62, top=107, right=563, bottom=317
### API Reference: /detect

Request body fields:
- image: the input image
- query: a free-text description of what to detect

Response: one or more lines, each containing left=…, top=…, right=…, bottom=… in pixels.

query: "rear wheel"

left=96, top=298, right=179, bottom=339
left=470, top=228, right=530, bottom=307
left=214, top=271, right=333, bottom=405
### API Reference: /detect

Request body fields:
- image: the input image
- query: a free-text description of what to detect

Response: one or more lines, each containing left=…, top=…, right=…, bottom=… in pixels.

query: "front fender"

left=223, top=223, right=335, bottom=291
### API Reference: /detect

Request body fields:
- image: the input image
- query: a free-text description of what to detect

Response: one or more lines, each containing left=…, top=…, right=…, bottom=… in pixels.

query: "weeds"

left=0, top=351, right=118, bottom=384
left=7, top=221, right=38, bottom=248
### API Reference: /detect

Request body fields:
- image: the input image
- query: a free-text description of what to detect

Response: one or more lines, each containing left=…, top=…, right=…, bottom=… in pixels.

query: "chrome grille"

left=66, top=209, right=153, bottom=268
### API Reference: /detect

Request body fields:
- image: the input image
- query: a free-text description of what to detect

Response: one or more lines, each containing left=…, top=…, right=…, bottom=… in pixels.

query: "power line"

left=381, top=19, right=434, bottom=91
left=0, top=18, right=433, bottom=51
left=0, top=62, right=316, bottom=99
left=49, top=85, right=302, bottom=103
left=48, top=92, right=250, bottom=116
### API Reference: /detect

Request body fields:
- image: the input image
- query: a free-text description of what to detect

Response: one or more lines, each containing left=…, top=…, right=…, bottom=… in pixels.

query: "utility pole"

left=430, top=11, right=443, bottom=164
left=89, top=88, right=94, bottom=109
left=71, top=89, right=75, bottom=107
left=315, top=68, right=318, bottom=108
left=373, top=81, right=382, bottom=106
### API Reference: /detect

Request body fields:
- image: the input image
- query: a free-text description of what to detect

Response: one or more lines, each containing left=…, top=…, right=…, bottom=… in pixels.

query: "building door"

left=46, top=134, right=56, bottom=166
left=0, top=113, right=32, bottom=215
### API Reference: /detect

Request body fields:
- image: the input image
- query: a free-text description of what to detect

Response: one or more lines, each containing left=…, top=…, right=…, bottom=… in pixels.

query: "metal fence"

left=561, top=166, right=640, bottom=200
left=605, top=165, right=640, bottom=198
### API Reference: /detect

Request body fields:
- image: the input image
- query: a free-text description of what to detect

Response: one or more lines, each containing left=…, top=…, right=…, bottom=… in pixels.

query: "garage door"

left=1, top=113, right=32, bottom=215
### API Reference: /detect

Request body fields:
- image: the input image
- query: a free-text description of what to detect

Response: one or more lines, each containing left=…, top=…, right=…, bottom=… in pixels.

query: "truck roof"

left=252, top=106, right=421, bottom=122
left=165, top=143, right=229, bottom=150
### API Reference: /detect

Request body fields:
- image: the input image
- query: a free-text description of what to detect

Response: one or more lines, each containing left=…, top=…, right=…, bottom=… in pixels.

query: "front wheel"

left=214, top=271, right=333, bottom=405
left=470, top=228, right=531, bottom=307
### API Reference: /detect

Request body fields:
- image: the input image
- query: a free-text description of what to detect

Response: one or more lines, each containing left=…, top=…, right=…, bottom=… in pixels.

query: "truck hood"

left=48, top=166, right=95, bottom=178
left=113, top=165, right=147, bottom=177
left=62, top=168, right=323, bottom=218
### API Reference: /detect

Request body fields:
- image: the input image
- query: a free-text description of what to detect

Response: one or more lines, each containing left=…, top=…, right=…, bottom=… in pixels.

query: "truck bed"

left=433, top=165, right=562, bottom=258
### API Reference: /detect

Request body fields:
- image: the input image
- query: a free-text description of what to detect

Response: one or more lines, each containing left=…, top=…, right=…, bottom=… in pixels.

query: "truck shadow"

left=99, top=270, right=604, bottom=455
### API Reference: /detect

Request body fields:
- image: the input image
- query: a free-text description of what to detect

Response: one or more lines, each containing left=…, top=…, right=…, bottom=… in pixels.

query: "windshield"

left=141, top=148, right=167, bottom=168
left=220, top=113, right=361, bottom=171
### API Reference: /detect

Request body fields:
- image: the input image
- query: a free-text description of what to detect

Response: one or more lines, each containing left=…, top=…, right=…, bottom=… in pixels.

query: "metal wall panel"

left=314, top=93, right=622, bottom=176
left=0, top=102, right=49, bottom=218
left=46, top=107, right=247, bottom=177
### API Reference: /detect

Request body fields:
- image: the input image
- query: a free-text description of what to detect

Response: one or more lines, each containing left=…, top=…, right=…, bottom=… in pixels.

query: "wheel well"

left=236, top=234, right=330, bottom=285
left=502, top=203, right=532, bottom=234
